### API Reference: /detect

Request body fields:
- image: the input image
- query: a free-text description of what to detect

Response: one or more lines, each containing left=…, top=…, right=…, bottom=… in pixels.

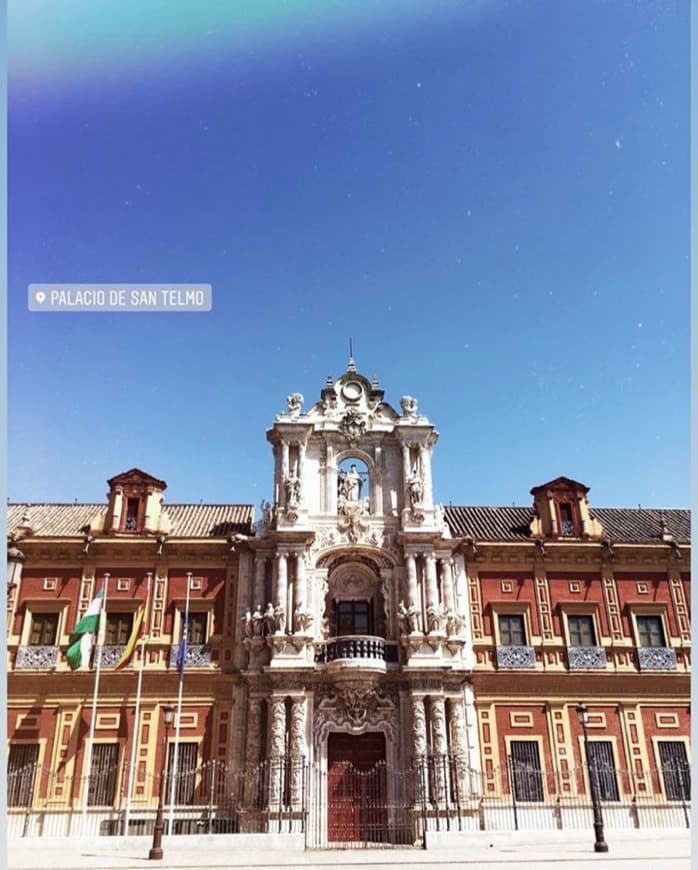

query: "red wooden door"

left=327, top=732, right=386, bottom=842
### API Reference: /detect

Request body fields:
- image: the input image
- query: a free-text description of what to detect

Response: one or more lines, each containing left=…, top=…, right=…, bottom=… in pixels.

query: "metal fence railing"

left=7, top=755, right=690, bottom=843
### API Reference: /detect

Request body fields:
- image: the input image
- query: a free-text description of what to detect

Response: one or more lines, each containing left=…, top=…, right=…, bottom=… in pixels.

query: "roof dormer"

left=105, top=468, right=168, bottom=535
left=529, top=476, right=604, bottom=540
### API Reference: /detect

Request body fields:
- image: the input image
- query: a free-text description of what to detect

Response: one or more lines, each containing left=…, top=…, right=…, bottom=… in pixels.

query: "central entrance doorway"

left=327, top=732, right=387, bottom=843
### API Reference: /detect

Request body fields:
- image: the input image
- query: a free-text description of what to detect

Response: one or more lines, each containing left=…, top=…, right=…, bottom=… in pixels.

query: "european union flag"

left=176, top=629, right=187, bottom=678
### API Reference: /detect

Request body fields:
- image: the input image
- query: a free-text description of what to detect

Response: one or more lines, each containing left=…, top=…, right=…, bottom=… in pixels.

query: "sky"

left=7, top=0, right=689, bottom=510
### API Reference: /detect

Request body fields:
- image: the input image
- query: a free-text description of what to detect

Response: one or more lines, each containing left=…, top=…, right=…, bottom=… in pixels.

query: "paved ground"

left=6, top=829, right=691, bottom=870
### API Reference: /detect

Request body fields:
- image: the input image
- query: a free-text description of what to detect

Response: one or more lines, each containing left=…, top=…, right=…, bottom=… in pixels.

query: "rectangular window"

left=586, top=741, right=619, bottom=801
left=186, top=612, right=208, bottom=644
left=124, top=497, right=140, bottom=531
left=558, top=502, right=575, bottom=536
left=88, top=743, right=119, bottom=807
left=167, top=742, right=198, bottom=805
left=336, top=600, right=371, bottom=635
left=498, top=614, right=526, bottom=646
left=636, top=615, right=666, bottom=647
left=509, top=741, right=544, bottom=802
left=7, top=744, right=39, bottom=807
left=568, top=615, right=596, bottom=647
left=658, top=742, right=690, bottom=801
left=29, top=613, right=59, bottom=646
left=105, top=612, right=134, bottom=645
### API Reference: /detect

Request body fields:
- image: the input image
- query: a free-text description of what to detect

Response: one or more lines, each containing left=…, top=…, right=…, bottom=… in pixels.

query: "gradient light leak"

left=9, top=0, right=487, bottom=88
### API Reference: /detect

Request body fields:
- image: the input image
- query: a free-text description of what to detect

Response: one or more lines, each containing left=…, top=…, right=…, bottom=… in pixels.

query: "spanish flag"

left=115, top=606, right=146, bottom=670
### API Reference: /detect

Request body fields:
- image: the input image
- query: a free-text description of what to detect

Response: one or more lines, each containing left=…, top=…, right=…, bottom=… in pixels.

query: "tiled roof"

left=444, top=506, right=690, bottom=544
left=7, top=503, right=254, bottom=538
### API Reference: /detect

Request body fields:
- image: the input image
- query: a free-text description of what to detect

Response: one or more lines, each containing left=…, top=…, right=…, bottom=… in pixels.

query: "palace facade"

left=7, top=363, right=691, bottom=845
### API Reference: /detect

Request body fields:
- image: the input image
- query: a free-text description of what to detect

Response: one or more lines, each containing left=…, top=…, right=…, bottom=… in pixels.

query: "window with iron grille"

left=636, top=615, right=666, bottom=647
left=558, top=502, right=576, bottom=536
left=658, top=742, right=690, bottom=801
left=7, top=744, right=39, bottom=807
left=586, top=741, right=619, bottom=801
left=105, top=613, right=134, bottom=645
left=509, top=741, right=544, bottom=802
left=29, top=613, right=59, bottom=645
left=568, top=614, right=596, bottom=646
left=88, top=743, right=119, bottom=806
left=498, top=614, right=526, bottom=646
left=186, top=613, right=208, bottom=644
left=167, top=742, right=198, bottom=805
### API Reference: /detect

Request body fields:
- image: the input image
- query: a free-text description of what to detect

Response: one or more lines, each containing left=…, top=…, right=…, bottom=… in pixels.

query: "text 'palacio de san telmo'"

left=7, top=361, right=690, bottom=848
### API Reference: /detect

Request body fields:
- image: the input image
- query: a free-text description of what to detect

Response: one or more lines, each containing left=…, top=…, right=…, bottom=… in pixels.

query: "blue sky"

left=8, top=0, right=689, bottom=509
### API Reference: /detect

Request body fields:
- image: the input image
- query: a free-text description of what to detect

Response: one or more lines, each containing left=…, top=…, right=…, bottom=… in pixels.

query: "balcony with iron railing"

left=314, top=635, right=398, bottom=671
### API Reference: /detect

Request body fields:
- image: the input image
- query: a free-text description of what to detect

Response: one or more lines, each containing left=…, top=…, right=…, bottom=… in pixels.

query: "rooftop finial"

left=347, top=337, right=357, bottom=373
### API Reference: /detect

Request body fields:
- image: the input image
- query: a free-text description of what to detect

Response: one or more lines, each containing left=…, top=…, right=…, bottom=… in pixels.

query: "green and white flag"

left=66, top=589, right=103, bottom=670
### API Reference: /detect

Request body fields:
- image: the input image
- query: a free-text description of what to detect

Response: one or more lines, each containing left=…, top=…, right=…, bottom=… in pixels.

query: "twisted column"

left=268, top=698, right=287, bottom=805
left=289, top=698, right=306, bottom=805
left=430, top=697, right=448, bottom=803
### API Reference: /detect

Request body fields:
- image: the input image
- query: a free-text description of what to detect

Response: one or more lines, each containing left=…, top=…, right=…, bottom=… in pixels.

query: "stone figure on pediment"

left=400, top=395, right=418, bottom=418
left=286, top=393, right=304, bottom=416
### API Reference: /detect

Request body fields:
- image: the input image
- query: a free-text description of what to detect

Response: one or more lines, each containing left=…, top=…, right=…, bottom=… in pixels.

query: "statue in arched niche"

left=338, top=464, right=362, bottom=502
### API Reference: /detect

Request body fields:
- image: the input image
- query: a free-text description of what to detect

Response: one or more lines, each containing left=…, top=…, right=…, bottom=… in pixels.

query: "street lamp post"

left=576, top=702, right=608, bottom=853
left=149, top=705, right=174, bottom=860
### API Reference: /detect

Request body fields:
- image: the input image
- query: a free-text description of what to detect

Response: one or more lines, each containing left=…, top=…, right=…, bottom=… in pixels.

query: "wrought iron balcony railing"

left=496, top=645, right=536, bottom=669
left=168, top=644, right=212, bottom=669
left=567, top=645, right=607, bottom=669
left=637, top=646, right=677, bottom=671
left=15, top=645, right=59, bottom=670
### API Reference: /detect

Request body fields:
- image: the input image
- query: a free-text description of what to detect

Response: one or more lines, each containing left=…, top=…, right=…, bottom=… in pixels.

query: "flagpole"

left=168, top=572, right=191, bottom=833
left=81, top=573, right=109, bottom=837
left=124, top=571, right=152, bottom=835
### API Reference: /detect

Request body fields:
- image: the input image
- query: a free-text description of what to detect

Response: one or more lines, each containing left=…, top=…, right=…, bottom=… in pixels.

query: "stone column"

left=447, top=698, right=469, bottom=799
left=293, top=553, right=307, bottom=633
left=298, top=442, right=306, bottom=477
left=402, top=443, right=411, bottom=506
left=274, top=553, right=287, bottom=633
left=411, top=695, right=428, bottom=805
left=424, top=554, right=440, bottom=632
left=110, top=489, right=123, bottom=530
left=411, top=696, right=427, bottom=760
left=281, top=443, right=290, bottom=505
left=405, top=554, right=421, bottom=632
left=289, top=698, right=307, bottom=805
left=253, top=556, right=266, bottom=611
left=268, top=698, right=287, bottom=805
left=430, top=696, right=448, bottom=802
left=419, top=445, right=433, bottom=509
left=244, top=698, right=264, bottom=805
left=326, top=443, right=335, bottom=514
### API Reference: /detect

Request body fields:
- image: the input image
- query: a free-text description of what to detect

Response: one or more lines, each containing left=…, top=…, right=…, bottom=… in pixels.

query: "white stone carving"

left=411, top=697, right=427, bottom=757
left=400, top=395, right=418, bottom=419
left=286, top=393, right=304, bottom=416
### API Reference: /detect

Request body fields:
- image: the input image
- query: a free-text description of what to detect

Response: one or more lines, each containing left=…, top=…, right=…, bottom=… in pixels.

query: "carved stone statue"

left=400, top=395, right=418, bottom=418
left=263, top=602, right=276, bottom=636
left=252, top=604, right=265, bottom=637
left=293, top=603, right=313, bottom=633
left=286, top=393, right=304, bottom=416
left=426, top=604, right=446, bottom=633
left=273, top=603, right=286, bottom=634
left=242, top=609, right=253, bottom=639
left=321, top=615, right=330, bottom=640
left=407, top=467, right=424, bottom=508
left=284, top=473, right=301, bottom=508
left=445, top=609, right=464, bottom=637
left=338, top=464, right=362, bottom=502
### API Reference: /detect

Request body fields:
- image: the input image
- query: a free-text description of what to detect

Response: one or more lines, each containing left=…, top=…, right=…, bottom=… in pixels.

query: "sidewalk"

left=6, top=829, right=691, bottom=870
